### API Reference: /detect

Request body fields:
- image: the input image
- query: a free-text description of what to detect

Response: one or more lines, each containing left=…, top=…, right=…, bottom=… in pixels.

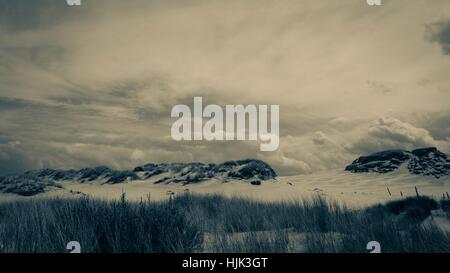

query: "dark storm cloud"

left=397, top=111, right=450, bottom=142
left=345, top=118, right=438, bottom=155
left=426, top=18, right=450, bottom=55
left=420, top=114, right=450, bottom=141
left=0, top=0, right=76, bottom=32
left=2, top=45, right=66, bottom=67
left=0, top=145, right=35, bottom=175
left=1, top=0, right=450, bottom=176
left=0, top=96, right=33, bottom=109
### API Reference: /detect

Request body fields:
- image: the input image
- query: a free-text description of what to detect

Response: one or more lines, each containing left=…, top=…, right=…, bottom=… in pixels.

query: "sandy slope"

left=48, top=168, right=450, bottom=208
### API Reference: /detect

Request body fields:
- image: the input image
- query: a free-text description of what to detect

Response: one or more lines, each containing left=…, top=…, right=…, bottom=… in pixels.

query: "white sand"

left=46, top=168, right=450, bottom=208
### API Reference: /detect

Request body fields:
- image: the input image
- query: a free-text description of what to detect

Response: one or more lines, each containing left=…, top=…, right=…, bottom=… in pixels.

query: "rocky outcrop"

left=345, top=150, right=411, bottom=173
left=0, top=174, right=61, bottom=196
left=132, top=159, right=277, bottom=184
left=0, top=159, right=276, bottom=196
left=7, top=159, right=276, bottom=187
left=345, top=147, right=450, bottom=178
left=407, top=148, right=450, bottom=177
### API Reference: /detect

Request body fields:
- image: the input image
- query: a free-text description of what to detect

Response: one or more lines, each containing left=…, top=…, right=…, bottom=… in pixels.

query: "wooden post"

left=415, top=186, right=419, bottom=198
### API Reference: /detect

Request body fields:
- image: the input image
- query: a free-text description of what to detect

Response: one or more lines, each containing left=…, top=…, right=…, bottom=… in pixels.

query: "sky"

left=0, top=0, right=450, bottom=175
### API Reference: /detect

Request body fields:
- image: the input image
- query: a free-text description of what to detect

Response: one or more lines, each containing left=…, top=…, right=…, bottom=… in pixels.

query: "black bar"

left=0, top=253, right=448, bottom=272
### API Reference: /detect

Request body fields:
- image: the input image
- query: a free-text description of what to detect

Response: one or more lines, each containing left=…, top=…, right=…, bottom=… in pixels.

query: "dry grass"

left=0, top=193, right=449, bottom=253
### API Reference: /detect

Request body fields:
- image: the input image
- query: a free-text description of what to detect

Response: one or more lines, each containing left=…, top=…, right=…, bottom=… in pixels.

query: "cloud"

left=346, top=117, right=438, bottom=154
left=0, top=0, right=75, bottom=32
left=130, top=149, right=146, bottom=161
left=1, top=1, right=450, bottom=176
left=312, top=131, right=330, bottom=145
left=0, top=141, right=35, bottom=175
left=395, top=111, right=450, bottom=142
left=262, top=153, right=312, bottom=175
left=426, top=18, right=450, bottom=55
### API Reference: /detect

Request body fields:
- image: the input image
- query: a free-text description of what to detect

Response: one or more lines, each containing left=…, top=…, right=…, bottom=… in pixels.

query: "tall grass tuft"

left=0, top=194, right=448, bottom=253
left=0, top=197, right=202, bottom=253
